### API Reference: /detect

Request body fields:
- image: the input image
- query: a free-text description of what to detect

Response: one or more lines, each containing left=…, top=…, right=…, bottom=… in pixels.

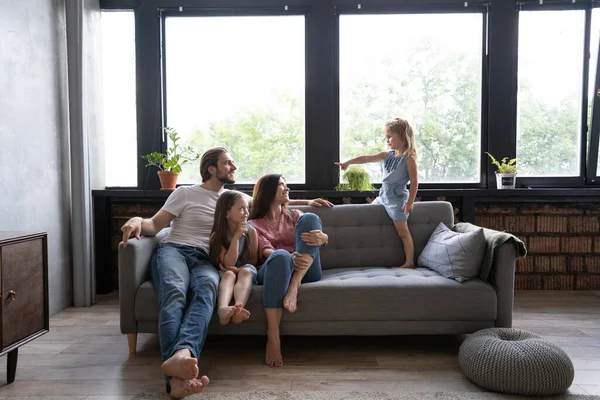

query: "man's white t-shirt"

left=160, top=185, right=251, bottom=253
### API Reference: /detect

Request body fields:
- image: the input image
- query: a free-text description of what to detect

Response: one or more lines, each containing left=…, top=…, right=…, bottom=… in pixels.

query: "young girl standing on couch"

left=335, top=117, right=419, bottom=268
left=209, top=190, right=259, bottom=325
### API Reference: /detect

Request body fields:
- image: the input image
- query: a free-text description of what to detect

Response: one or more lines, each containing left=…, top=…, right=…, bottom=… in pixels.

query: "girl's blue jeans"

left=256, top=213, right=323, bottom=308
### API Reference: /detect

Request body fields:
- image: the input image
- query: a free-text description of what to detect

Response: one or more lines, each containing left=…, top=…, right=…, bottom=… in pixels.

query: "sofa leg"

left=127, top=334, right=137, bottom=355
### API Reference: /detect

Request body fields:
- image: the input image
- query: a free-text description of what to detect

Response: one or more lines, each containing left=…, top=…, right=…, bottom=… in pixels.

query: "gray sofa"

left=119, top=201, right=518, bottom=354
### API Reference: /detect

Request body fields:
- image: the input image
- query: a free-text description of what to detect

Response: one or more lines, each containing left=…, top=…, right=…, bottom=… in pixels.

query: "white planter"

left=496, top=172, right=517, bottom=189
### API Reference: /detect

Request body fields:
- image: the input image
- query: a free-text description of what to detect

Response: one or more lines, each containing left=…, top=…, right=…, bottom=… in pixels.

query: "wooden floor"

left=0, top=291, right=599, bottom=398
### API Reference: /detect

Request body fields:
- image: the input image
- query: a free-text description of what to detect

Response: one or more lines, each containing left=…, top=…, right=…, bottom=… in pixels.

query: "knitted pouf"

left=459, top=328, right=574, bottom=396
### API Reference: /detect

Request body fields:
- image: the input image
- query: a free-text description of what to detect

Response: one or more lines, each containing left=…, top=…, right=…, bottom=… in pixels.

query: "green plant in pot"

left=485, top=152, right=517, bottom=189
left=335, top=166, right=376, bottom=191
left=142, top=127, right=200, bottom=190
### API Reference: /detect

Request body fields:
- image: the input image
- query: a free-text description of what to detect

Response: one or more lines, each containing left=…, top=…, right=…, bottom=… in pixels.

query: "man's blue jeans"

left=149, top=243, right=219, bottom=364
left=257, top=213, right=323, bottom=308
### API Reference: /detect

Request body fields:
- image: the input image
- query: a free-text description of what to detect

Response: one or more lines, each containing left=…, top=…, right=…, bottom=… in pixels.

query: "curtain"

left=65, top=0, right=104, bottom=306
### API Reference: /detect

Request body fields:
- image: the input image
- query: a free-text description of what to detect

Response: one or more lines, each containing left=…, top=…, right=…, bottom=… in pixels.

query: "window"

left=339, top=13, right=484, bottom=183
left=164, top=15, right=306, bottom=184
left=101, top=11, right=137, bottom=187
left=517, top=10, right=585, bottom=177
left=588, top=9, right=600, bottom=130
left=591, top=9, right=600, bottom=177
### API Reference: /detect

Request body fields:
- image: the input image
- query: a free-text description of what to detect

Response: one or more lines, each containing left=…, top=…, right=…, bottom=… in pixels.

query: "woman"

left=249, top=174, right=329, bottom=367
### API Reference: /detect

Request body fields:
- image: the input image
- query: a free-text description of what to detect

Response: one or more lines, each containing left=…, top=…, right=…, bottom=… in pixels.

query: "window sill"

left=92, top=187, right=600, bottom=199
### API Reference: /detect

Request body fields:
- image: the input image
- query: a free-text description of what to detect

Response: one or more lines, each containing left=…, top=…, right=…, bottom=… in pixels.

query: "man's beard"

left=217, top=171, right=235, bottom=185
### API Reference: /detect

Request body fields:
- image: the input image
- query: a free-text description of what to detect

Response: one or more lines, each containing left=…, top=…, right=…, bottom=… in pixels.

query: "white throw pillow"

left=417, top=222, right=486, bottom=282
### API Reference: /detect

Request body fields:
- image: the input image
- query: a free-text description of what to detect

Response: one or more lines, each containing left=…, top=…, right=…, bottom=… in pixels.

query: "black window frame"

left=334, top=2, right=490, bottom=189
left=587, top=5, right=600, bottom=183
left=159, top=6, right=311, bottom=191
left=516, top=0, right=600, bottom=187
left=99, top=0, right=600, bottom=190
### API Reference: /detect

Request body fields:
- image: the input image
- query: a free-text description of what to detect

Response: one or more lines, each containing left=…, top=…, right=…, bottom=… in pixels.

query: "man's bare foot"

left=169, top=376, right=209, bottom=399
left=231, top=307, right=250, bottom=324
left=283, top=288, right=298, bottom=313
left=218, top=305, right=238, bottom=325
left=265, top=336, right=283, bottom=367
left=161, top=350, right=198, bottom=380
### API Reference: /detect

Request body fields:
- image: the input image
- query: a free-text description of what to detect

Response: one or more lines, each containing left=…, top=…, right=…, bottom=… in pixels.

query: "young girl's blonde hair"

left=385, top=117, right=418, bottom=160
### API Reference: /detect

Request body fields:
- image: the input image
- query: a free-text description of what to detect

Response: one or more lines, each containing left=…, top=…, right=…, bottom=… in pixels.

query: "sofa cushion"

left=417, top=222, right=486, bottom=282
left=135, top=266, right=497, bottom=324
left=291, top=201, right=455, bottom=270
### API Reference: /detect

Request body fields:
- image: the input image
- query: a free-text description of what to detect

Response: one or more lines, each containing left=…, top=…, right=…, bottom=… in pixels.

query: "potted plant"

left=335, top=166, right=376, bottom=191
left=142, top=127, right=201, bottom=190
left=485, top=152, right=517, bottom=189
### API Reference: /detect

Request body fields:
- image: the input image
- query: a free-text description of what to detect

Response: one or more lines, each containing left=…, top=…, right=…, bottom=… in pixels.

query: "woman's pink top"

left=251, top=210, right=300, bottom=262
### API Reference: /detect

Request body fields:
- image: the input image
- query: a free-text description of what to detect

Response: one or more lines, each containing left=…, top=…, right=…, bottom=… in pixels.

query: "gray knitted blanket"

left=453, top=222, right=527, bottom=283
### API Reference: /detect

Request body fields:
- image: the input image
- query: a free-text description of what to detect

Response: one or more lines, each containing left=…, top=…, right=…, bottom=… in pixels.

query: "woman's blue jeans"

left=256, top=213, right=323, bottom=308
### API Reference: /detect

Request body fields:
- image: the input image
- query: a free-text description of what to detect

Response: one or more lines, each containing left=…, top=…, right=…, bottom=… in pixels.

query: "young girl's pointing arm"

left=335, top=151, right=388, bottom=170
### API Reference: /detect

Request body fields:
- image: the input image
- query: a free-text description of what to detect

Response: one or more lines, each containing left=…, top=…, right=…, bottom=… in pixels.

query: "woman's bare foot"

left=394, top=264, right=414, bottom=269
left=283, top=288, right=298, bottom=313
left=218, top=305, right=239, bottom=325
left=265, top=336, right=283, bottom=367
left=231, top=307, right=250, bottom=324
left=169, top=375, right=209, bottom=399
left=161, top=350, right=198, bottom=380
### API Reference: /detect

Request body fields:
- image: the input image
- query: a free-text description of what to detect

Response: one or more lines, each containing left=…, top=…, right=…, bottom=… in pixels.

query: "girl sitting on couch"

left=209, top=190, right=259, bottom=326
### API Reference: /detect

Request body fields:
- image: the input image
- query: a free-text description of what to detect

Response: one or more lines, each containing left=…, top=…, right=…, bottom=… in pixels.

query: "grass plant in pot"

left=335, top=166, right=376, bottom=191
left=486, top=152, right=517, bottom=189
left=141, top=127, right=200, bottom=190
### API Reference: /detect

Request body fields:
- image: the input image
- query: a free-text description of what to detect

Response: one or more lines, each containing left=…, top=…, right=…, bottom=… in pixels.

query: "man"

left=121, top=147, right=332, bottom=398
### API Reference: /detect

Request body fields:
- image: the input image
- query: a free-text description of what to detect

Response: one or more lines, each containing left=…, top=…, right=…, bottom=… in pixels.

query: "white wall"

left=0, top=0, right=72, bottom=314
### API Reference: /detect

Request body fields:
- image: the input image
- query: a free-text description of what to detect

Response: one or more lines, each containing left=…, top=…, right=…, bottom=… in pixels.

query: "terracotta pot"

left=157, top=171, right=179, bottom=190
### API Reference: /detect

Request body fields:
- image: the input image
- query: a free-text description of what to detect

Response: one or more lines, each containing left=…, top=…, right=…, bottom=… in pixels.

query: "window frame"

left=159, top=6, right=310, bottom=188
left=587, top=7, right=600, bottom=183
left=100, top=9, right=138, bottom=188
left=334, top=3, right=490, bottom=189
left=98, top=0, right=600, bottom=190
left=516, top=0, right=600, bottom=187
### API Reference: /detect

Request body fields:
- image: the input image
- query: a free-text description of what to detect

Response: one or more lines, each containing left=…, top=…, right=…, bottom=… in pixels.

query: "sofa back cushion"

left=291, top=201, right=454, bottom=270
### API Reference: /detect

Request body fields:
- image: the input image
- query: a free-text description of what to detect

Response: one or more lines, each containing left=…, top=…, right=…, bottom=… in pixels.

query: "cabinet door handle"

left=8, top=290, right=16, bottom=301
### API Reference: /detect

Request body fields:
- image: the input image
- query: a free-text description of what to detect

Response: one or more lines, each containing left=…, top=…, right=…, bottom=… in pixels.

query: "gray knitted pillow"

left=417, top=222, right=485, bottom=282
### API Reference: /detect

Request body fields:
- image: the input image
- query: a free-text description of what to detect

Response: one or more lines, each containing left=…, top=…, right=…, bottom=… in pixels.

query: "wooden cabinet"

left=0, top=232, right=49, bottom=384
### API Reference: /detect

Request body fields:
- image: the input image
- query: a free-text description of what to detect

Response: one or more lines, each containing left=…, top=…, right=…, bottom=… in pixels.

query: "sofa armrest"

left=492, top=242, right=517, bottom=328
left=118, top=235, right=162, bottom=334
left=453, top=222, right=526, bottom=328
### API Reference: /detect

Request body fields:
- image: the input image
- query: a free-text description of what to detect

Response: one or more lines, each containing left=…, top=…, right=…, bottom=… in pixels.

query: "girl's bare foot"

left=161, top=350, right=198, bottom=380
left=283, top=288, right=298, bottom=313
left=265, top=336, right=283, bottom=367
left=231, top=307, right=251, bottom=324
left=169, top=375, right=209, bottom=399
left=217, top=305, right=239, bottom=325
left=393, top=264, right=414, bottom=269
